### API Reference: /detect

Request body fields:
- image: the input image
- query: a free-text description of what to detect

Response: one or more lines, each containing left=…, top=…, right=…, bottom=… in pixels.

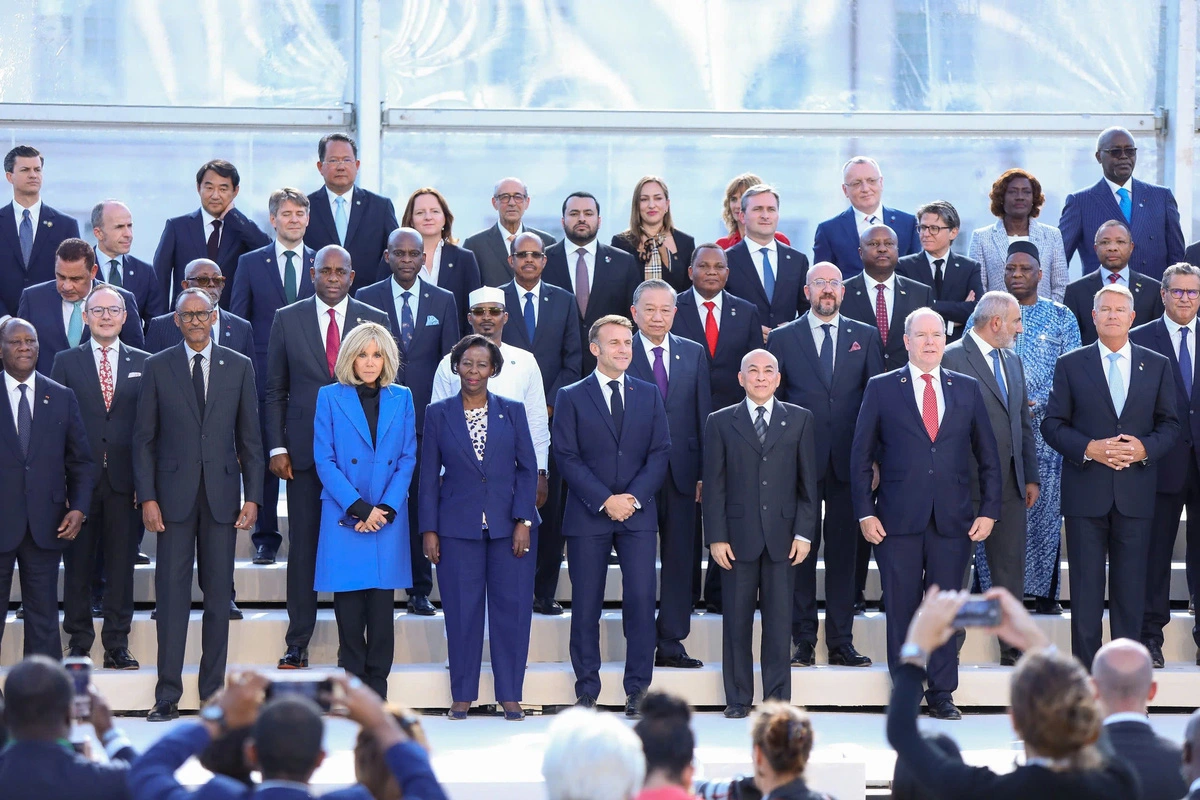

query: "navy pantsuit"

left=812, top=207, right=921, bottom=279
left=0, top=202, right=80, bottom=318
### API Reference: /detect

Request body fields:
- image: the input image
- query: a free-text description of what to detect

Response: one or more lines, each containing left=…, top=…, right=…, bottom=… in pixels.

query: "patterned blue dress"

left=969, top=299, right=1081, bottom=596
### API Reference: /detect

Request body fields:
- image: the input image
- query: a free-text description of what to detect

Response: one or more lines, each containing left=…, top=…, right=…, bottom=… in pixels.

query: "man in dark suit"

left=1059, top=127, right=1185, bottom=276
left=1064, top=219, right=1164, bottom=345
left=768, top=262, right=883, bottom=669
left=267, top=245, right=389, bottom=667
left=896, top=200, right=984, bottom=343
left=628, top=279, right=710, bottom=668
left=153, top=159, right=270, bottom=310
left=305, top=133, right=399, bottom=293
left=133, top=288, right=263, bottom=720
left=17, top=238, right=144, bottom=376
left=812, top=156, right=920, bottom=279
left=851, top=307, right=1002, bottom=719
left=942, top=291, right=1040, bottom=665
left=704, top=349, right=817, bottom=719
left=91, top=200, right=165, bottom=326
left=230, top=188, right=317, bottom=564
left=51, top=285, right=147, bottom=670
left=542, top=191, right=640, bottom=374
left=0, top=318, right=92, bottom=660
left=1130, top=263, right=1200, bottom=667
left=1093, top=639, right=1187, bottom=800
left=724, top=184, right=809, bottom=338
left=0, top=145, right=81, bottom=318
left=553, top=314, right=671, bottom=716
left=356, top=227, right=457, bottom=615
left=499, top=231, right=581, bottom=614
left=145, top=257, right=254, bottom=361
left=1043, top=283, right=1179, bottom=669
left=464, top=177, right=558, bottom=286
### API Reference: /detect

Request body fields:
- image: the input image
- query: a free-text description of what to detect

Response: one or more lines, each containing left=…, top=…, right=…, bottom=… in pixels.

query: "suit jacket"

left=1042, top=342, right=1180, bottom=518
left=0, top=372, right=93, bottom=551
left=152, top=207, right=271, bottom=310
left=702, top=400, right=818, bottom=562
left=418, top=393, right=538, bottom=539
left=967, top=219, right=1069, bottom=301
left=1130, top=317, right=1200, bottom=493
left=50, top=341, right=148, bottom=494
left=16, top=280, right=144, bottom=376
left=1059, top=177, right=1185, bottom=276
left=552, top=373, right=671, bottom=536
left=767, top=313, right=885, bottom=481
left=896, top=250, right=984, bottom=340
left=96, top=250, right=167, bottom=325
left=229, top=242, right=316, bottom=394
left=1063, top=268, right=1164, bottom=346
left=463, top=223, right=557, bottom=287
left=812, top=206, right=921, bottom=278
left=355, top=277, right=458, bottom=431
left=424, top=243, right=482, bottom=338
left=1186, top=239, right=1200, bottom=269
left=264, top=296, right=389, bottom=471
left=132, top=342, right=264, bottom=523
left=673, top=289, right=762, bottom=410
left=1101, top=719, right=1187, bottom=800
left=851, top=367, right=1002, bottom=535
left=144, top=308, right=255, bottom=365
left=0, top=738, right=134, bottom=800
left=499, top=279, right=582, bottom=404
left=0, top=202, right=81, bottom=317
left=724, top=239, right=809, bottom=328
left=610, top=230, right=696, bottom=294
left=542, top=240, right=641, bottom=373
left=626, top=333, right=710, bottom=494
left=305, top=185, right=399, bottom=292
left=840, top=272, right=935, bottom=370
left=942, top=335, right=1039, bottom=499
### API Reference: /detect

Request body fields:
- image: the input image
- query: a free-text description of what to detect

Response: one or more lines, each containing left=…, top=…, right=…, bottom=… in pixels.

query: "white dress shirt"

left=90, top=338, right=120, bottom=387
left=595, top=368, right=625, bottom=407
left=566, top=238, right=598, bottom=296
left=908, top=363, right=945, bottom=424
left=6, top=370, right=36, bottom=425
left=854, top=205, right=884, bottom=236
left=1103, top=711, right=1150, bottom=726
left=638, top=332, right=670, bottom=378
left=1097, top=338, right=1133, bottom=398
left=515, top=280, right=543, bottom=328
left=1098, top=265, right=1130, bottom=287
left=422, top=240, right=445, bottom=286
left=968, top=329, right=1007, bottom=396
left=748, top=238, right=778, bottom=290
left=868, top=273, right=896, bottom=327
left=808, top=313, right=840, bottom=370
left=743, top=396, right=808, bottom=542
left=316, top=295, right=349, bottom=346
left=432, top=341, right=550, bottom=470
left=12, top=198, right=41, bottom=241
left=1163, top=314, right=1197, bottom=378
left=96, top=250, right=124, bottom=284
left=496, top=221, right=521, bottom=252
left=200, top=208, right=225, bottom=249
left=391, top=275, right=424, bottom=325
left=692, top=288, right=721, bottom=331
left=184, top=339, right=213, bottom=396
left=275, top=239, right=301, bottom=288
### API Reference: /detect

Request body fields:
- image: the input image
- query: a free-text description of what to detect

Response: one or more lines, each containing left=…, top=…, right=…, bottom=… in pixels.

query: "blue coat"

left=17, top=279, right=144, bottom=374
left=0, top=202, right=81, bottom=317
left=418, top=392, right=538, bottom=539
left=1059, top=178, right=1185, bottom=276
left=812, top=206, right=921, bottom=278
left=312, top=382, right=417, bottom=592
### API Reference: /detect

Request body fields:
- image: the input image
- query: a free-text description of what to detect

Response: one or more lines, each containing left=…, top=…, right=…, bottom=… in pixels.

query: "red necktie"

left=99, top=346, right=114, bottom=411
left=703, top=301, right=718, bottom=357
left=875, top=283, right=889, bottom=346
left=326, top=308, right=340, bottom=377
left=921, top=373, right=938, bottom=440
left=1108, top=272, right=1120, bottom=284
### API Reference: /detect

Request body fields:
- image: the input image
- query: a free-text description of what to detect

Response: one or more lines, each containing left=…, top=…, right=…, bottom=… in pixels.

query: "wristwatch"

left=200, top=704, right=227, bottom=733
left=515, top=518, right=532, bottom=527
left=898, top=642, right=927, bottom=668
left=537, top=469, right=548, bottom=476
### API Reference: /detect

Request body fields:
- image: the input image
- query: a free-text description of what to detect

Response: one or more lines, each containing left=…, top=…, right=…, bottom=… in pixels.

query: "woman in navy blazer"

left=419, top=334, right=539, bottom=721
left=402, top=187, right=483, bottom=337
left=313, top=322, right=417, bottom=699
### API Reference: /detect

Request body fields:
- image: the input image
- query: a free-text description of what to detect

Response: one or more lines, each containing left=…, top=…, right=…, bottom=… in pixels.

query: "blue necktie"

left=989, top=348, right=1008, bottom=406
left=818, top=323, right=834, bottom=384
left=67, top=300, right=83, bottom=345
left=18, top=208, right=32, bottom=269
left=399, top=291, right=414, bottom=352
left=334, top=196, right=349, bottom=245
left=16, top=384, right=30, bottom=457
left=1107, top=352, right=1126, bottom=416
left=1181, top=326, right=1193, bottom=397
left=1117, top=187, right=1132, bottom=223
left=523, top=291, right=536, bottom=343
left=760, top=248, right=775, bottom=301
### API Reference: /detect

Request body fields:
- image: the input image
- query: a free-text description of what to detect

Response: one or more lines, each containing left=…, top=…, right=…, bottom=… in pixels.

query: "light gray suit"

left=968, top=219, right=1069, bottom=303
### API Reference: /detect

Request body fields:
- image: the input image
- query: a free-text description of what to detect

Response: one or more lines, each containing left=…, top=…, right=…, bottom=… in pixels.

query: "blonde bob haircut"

left=333, top=322, right=400, bottom=387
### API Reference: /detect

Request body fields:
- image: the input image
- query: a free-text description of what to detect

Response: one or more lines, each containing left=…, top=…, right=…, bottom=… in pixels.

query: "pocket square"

left=128, top=372, right=142, bottom=378
left=425, top=315, right=439, bottom=325
left=849, top=341, right=861, bottom=352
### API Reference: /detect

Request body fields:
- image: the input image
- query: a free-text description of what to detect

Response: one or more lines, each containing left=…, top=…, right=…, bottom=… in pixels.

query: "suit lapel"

left=502, top=284, right=532, bottom=349
left=110, top=344, right=138, bottom=409
left=735, top=245, right=769, bottom=308
left=935, top=370, right=958, bottom=441
left=761, top=399, right=789, bottom=454
left=25, top=209, right=55, bottom=271
left=963, top=336, right=1007, bottom=409
left=170, top=344, right=203, bottom=423
left=0, top=205, right=20, bottom=266
left=343, top=187, right=365, bottom=246
left=0, top=376, right=22, bottom=457
left=1124, top=346, right=1150, bottom=420
left=889, top=277, right=911, bottom=335
left=299, top=300, right=330, bottom=372
left=377, top=385, right=399, bottom=444
left=584, top=375, right=618, bottom=440
left=794, top=316, right=830, bottom=390
left=75, top=343, right=105, bottom=408
left=713, top=291, right=744, bottom=358
left=534, top=287, right=556, bottom=347
left=838, top=209, right=859, bottom=253
left=731, top=401, right=762, bottom=453
left=25, top=376, right=52, bottom=457
left=1085, top=343, right=1120, bottom=417
left=448, top=400, right=483, bottom=473
left=335, top=384, right=374, bottom=448
left=309, top=188, right=338, bottom=244
left=896, top=369, right=928, bottom=438
left=201, top=346, right=230, bottom=425
left=215, top=213, right=241, bottom=266
left=263, top=251, right=288, bottom=306
left=481, top=397, right=505, bottom=470
left=1155, top=319, right=1193, bottom=401
left=488, top=226, right=513, bottom=277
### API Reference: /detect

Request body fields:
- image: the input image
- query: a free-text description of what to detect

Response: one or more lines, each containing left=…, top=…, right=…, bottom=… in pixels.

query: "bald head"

left=388, top=226, right=422, bottom=252
left=1092, top=638, right=1154, bottom=715
left=859, top=225, right=899, bottom=278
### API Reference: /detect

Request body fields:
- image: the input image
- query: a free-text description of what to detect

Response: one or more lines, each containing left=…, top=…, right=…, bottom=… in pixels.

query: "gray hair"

left=904, top=307, right=945, bottom=337
left=841, top=156, right=882, bottom=179
left=333, top=322, right=399, bottom=386
left=971, top=291, right=1018, bottom=330
left=89, top=199, right=126, bottom=231
left=632, top=279, right=676, bottom=306
left=542, top=708, right=645, bottom=800
left=1093, top=219, right=1131, bottom=245
left=1093, top=283, right=1134, bottom=311
left=1161, top=262, right=1200, bottom=291
left=493, top=176, right=529, bottom=196
left=174, top=287, right=214, bottom=312
left=1097, top=126, right=1134, bottom=151
left=740, top=183, right=780, bottom=214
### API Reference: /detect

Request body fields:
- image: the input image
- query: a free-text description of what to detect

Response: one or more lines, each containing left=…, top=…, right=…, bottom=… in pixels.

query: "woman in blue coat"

left=420, top=334, right=539, bottom=721
left=313, top=322, right=417, bottom=699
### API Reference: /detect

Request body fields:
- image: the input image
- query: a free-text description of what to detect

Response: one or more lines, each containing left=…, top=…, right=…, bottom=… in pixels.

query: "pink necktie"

left=575, top=249, right=590, bottom=316
left=921, top=374, right=938, bottom=440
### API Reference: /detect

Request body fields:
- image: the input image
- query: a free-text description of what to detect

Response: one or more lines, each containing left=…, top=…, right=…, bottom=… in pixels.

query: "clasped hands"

left=1085, top=434, right=1147, bottom=470
left=603, top=494, right=638, bottom=522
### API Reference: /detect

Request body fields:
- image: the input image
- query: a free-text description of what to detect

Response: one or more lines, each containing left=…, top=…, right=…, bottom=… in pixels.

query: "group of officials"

left=2, top=122, right=1199, bottom=720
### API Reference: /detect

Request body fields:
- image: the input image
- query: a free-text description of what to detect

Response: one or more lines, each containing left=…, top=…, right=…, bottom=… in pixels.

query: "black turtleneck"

left=346, top=382, right=395, bottom=524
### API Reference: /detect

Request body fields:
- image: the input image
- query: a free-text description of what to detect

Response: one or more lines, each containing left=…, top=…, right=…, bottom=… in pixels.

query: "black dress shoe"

left=147, top=701, right=179, bottom=722
left=625, top=691, right=646, bottom=718
left=103, top=648, right=140, bottom=670
left=926, top=698, right=962, bottom=720
left=66, top=645, right=90, bottom=658
left=135, top=552, right=151, bottom=566
left=704, top=601, right=722, bottom=615
left=791, top=641, right=815, bottom=667
left=229, top=601, right=244, bottom=620
left=91, top=599, right=104, bottom=618
left=575, top=694, right=597, bottom=709
left=252, top=545, right=276, bottom=565
left=827, top=644, right=872, bottom=667
left=999, top=646, right=1023, bottom=667
left=852, top=599, right=867, bottom=615
left=1144, top=641, right=1165, bottom=669
left=655, top=653, right=704, bottom=668
left=14, top=605, right=23, bottom=620
left=723, top=703, right=750, bottom=719
left=278, top=646, right=309, bottom=669
left=532, top=597, right=564, bottom=615
left=1032, top=597, right=1063, bottom=615
left=407, top=595, right=437, bottom=616
left=150, top=607, right=157, bottom=621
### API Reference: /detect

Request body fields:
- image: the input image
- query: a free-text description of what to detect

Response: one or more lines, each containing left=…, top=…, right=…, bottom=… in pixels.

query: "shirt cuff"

left=269, top=448, right=288, bottom=458
left=632, top=498, right=642, bottom=510
left=793, top=535, right=810, bottom=543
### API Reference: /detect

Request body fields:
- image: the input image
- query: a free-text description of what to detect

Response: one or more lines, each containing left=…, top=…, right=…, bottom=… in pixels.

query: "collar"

left=95, top=247, right=123, bottom=265
left=748, top=237, right=777, bottom=255
left=1098, top=338, right=1132, bottom=362
left=1190, top=777, right=1200, bottom=795
left=693, top=287, right=721, bottom=309
left=639, top=331, right=669, bottom=356
left=1103, top=712, right=1150, bottom=726
left=926, top=248, right=952, bottom=263
left=809, top=312, right=839, bottom=332
left=968, top=328, right=997, bottom=359
left=318, top=295, right=350, bottom=318
left=1104, top=176, right=1133, bottom=195
left=274, top=239, right=302, bottom=264
left=1100, top=265, right=1130, bottom=285
left=1163, top=314, right=1198, bottom=338
left=392, top=277, right=419, bottom=300
left=593, top=369, right=624, bottom=388
left=4, top=371, right=35, bottom=395
left=12, top=198, right=41, bottom=219
left=744, top=396, right=775, bottom=417
left=570, top=238, right=598, bottom=257
left=328, top=187, right=352, bottom=204
left=908, top=363, right=941, bottom=383
left=856, top=204, right=883, bottom=222
left=184, top=338, right=213, bottom=364
left=90, top=338, right=119, bottom=357
left=200, top=207, right=228, bottom=229
left=516, top=279, right=543, bottom=298
left=495, top=220, right=524, bottom=240
left=869, top=273, right=896, bottom=292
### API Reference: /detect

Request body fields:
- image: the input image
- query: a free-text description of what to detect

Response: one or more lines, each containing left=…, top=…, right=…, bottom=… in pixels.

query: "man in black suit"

left=767, top=262, right=882, bottom=669
left=133, top=288, right=263, bottom=720
left=305, top=133, right=399, bottom=293
left=703, top=349, right=817, bottom=719
left=1094, top=639, right=1187, bottom=800
left=724, top=184, right=809, bottom=339
left=0, top=318, right=92, bottom=660
left=1064, top=219, right=1165, bottom=345
left=1129, top=262, right=1200, bottom=667
left=542, top=191, right=640, bottom=374
left=628, top=279, right=710, bottom=667
left=0, top=145, right=81, bottom=319
left=153, top=159, right=271, bottom=310
left=896, top=200, right=983, bottom=343
left=91, top=199, right=166, bottom=326
left=942, top=291, right=1040, bottom=665
left=356, top=228, right=457, bottom=615
left=145, top=258, right=254, bottom=362
left=267, top=245, right=390, bottom=666
left=464, top=177, right=558, bottom=287
left=1043, top=283, right=1179, bottom=669
left=499, top=231, right=581, bottom=614
left=52, top=285, right=147, bottom=670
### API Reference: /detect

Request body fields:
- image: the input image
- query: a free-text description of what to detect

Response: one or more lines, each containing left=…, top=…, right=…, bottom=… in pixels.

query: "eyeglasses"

left=177, top=310, right=214, bottom=323
left=188, top=276, right=225, bottom=287
left=495, top=193, right=527, bottom=204
left=917, top=224, right=951, bottom=235
left=470, top=307, right=505, bottom=317
left=808, top=278, right=842, bottom=290
left=512, top=250, right=545, bottom=260
left=1168, top=288, right=1200, bottom=299
left=86, top=306, right=124, bottom=317
left=843, top=178, right=880, bottom=190
left=323, top=157, right=357, bottom=165
left=389, top=249, right=423, bottom=259
left=1101, top=147, right=1137, bottom=158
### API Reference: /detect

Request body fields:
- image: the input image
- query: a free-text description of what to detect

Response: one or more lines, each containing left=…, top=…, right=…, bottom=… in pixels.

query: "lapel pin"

left=129, top=270, right=135, bottom=276
left=780, top=420, right=786, bottom=426
left=946, top=379, right=953, bottom=386
left=900, top=376, right=908, bottom=383
left=674, top=354, right=680, bottom=360
left=44, top=220, right=52, bottom=228
left=899, top=290, right=907, bottom=295
left=267, top=258, right=272, bottom=264
left=218, top=360, right=225, bottom=366
left=42, top=396, right=49, bottom=404
left=605, top=256, right=611, bottom=263
left=225, top=330, right=231, bottom=337
left=1139, top=362, right=1144, bottom=371
left=356, top=200, right=361, bottom=205
left=785, top=254, right=791, bottom=260
left=730, top=308, right=736, bottom=316
left=498, top=414, right=504, bottom=419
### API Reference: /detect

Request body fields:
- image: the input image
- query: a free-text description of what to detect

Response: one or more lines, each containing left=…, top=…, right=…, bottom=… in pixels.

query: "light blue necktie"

left=67, top=300, right=83, bottom=345
left=1107, top=352, right=1126, bottom=416
left=989, top=348, right=1008, bottom=406
left=334, top=196, right=348, bottom=245
left=523, top=291, right=536, bottom=342
left=18, top=208, right=32, bottom=268
left=760, top=247, right=775, bottom=301
left=1117, top=187, right=1132, bottom=223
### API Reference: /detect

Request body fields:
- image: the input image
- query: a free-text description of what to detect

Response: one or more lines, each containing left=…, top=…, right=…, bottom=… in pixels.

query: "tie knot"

left=876, top=283, right=886, bottom=292
left=525, top=291, right=534, bottom=300
left=990, top=348, right=1001, bottom=361
left=653, top=346, right=663, bottom=357
left=1118, top=187, right=1130, bottom=198
left=401, top=291, right=411, bottom=300
left=328, top=308, right=337, bottom=320
left=934, top=259, right=945, bottom=268
left=821, top=323, right=832, bottom=334
left=1184, top=326, right=1191, bottom=337
left=755, top=405, right=766, bottom=418
left=109, top=259, right=118, bottom=268
left=608, top=380, right=620, bottom=393
left=703, top=301, right=715, bottom=311
left=508, top=235, right=516, bottom=243
left=577, top=248, right=586, bottom=256
left=283, top=250, right=296, bottom=260
left=193, top=353, right=203, bottom=365
left=18, top=384, right=26, bottom=397
left=1108, top=272, right=1120, bottom=284
left=336, top=197, right=345, bottom=207
left=1107, top=352, right=1121, bottom=365
left=211, top=219, right=221, bottom=230
left=920, top=373, right=934, bottom=385
left=73, top=300, right=82, bottom=309
left=868, top=215, right=879, bottom=225
left=21, top=209, right=29, bottom=220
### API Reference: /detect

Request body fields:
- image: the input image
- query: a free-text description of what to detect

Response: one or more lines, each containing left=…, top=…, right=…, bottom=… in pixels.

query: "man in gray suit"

left=463, top=177, right=557, bottom=287
left=133, top=287, right=264, bottom=721
left=942, top=290, right=1039, bottom=664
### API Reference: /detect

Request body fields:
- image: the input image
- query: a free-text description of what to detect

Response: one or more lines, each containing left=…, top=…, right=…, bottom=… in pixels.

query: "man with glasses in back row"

left=897, top=201, right=984, bottom=344
left=465, top=177, right=558, bottom=287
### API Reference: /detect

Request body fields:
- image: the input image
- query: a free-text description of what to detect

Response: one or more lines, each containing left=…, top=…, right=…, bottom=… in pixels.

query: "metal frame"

left=0, top=103, right=351, bottom=131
